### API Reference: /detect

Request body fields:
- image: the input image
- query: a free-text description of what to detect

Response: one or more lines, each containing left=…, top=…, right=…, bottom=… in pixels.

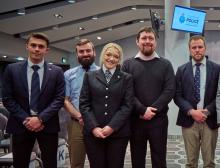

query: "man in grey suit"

left=2, top=32, right=65, bottom=168
left=175, top=35, right=219, bottom=168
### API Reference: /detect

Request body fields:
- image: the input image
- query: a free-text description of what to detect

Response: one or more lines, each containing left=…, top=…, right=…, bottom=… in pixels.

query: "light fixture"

left=52, top=25, right=59, bottom=30
left=92, top=16, right=98, bottom=20
left=107, top=27, right=113, bottom=31
left=131, top=6, right=137, bottom=10
left=66, top=0, right=76, bottom=3
left=74, top=36, right=80, bottom=40
left=79, top=26, right=85, bottom=30
left=16, top=57, right=25, bottom=61
left=139, top=20, right=145, bottom=23
left=54, top=13, right=63, bottom=19
left=2, top=55, right=7, bottom=58
left=97, top=36, right=102, bottom=40
left=218, top=24, right=220, bottom=28
left=209, top=7, right=214, bottom=10
left=17, top=8, right=26, bottom=15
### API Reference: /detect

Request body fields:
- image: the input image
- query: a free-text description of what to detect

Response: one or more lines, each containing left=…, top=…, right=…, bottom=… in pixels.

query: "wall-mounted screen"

left=171, top=5, right=206, bottom=34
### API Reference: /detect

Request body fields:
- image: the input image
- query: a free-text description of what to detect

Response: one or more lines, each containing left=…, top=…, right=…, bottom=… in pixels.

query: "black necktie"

left=194, top=63, right=201, bottom=104
left=105, top=70, right=112, bottom=83
left=30, top=65, right=40, bottom=113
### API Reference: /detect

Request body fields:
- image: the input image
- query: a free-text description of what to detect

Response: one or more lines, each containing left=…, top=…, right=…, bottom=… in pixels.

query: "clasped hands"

left=92, top=126, right=114, bottom=139
left=189, top=109, right=208, bottom=123
left=140, top=107, right=157, bottom=120
left=23, top=116, right=44, bottom=132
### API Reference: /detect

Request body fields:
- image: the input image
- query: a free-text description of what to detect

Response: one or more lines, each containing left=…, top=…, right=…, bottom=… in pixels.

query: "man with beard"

left=64, top=39, right=99, bottom=168
left=175, top=35, right=219, bottom=167
left=122, top=27, right=175, bottom=168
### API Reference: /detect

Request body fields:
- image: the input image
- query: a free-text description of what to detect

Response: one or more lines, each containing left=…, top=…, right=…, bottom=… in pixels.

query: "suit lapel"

left=186, top=62, right=194, bottom=86
left=40, top=62, right=50, bottom=94
left=96, top=69, right=107, bottom=85
left=96, top=68, right=122, bottom=85
left=205, top=60, right=212, bottom=95
left=20, top=61, right=29, bottom=97
left=109, top=68, right=122, bottom=85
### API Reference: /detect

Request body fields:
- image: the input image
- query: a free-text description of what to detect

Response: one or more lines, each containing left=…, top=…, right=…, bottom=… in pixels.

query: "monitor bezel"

left=171, top=5, right=206, bottom=34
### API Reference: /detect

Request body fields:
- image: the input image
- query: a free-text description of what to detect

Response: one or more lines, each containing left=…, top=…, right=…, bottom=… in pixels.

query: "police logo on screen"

left=179, top=14, right=185, bottom=23
left=179, top=13, right=199, bottom=27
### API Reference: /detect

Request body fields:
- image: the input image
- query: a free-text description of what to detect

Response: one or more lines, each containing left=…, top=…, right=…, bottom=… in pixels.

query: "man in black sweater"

left=122, top=27, right=175, bottom=168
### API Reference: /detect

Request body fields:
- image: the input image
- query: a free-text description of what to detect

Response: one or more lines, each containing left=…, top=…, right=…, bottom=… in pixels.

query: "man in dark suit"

left=175, top=35, right=219, bottom=168
left=2, top=32, right=65, bottom=168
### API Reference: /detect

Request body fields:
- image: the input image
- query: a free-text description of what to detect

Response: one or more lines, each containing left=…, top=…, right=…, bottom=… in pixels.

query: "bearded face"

left=78, top=55, right=95, bottom=69
left=76, top=43, right=95, bottom=69
left=136, top=31, right=157, bottom=57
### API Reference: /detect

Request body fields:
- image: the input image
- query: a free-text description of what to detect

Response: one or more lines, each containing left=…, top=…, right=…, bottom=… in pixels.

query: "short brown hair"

left=75, top=38, right=95, bottom=53
left=136, top=27, right=157, bottom=41
left=188, top=35, right=206, bottom=48
left=26, top=32, right=49, bottom=47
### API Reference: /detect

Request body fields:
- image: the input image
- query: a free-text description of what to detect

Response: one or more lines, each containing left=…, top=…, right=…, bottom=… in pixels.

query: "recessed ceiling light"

left=66, top=0, right=76, bottom=3
left=48, top=62, right=53, bottom=64
left=2, top=55, right=7, bottom=58
left=17, top=8, right=26, bottom=15
left=218, top=24, right=220, bottom=28
left=209, top=7, right=214, bottom=10
left=107, top=27, right=113, bottom=31
left=52, top=25, right=59, bottom=30
left=92, top=16, right=98, bottom=20
left=131, top=6, right=137, bottom=10
left=97, top=36, right=102, bottom=40
left=205, top=20, right=208, bottom=23
left=74, top=36, right=80, bottom=40
left=54, top=13, right=63, bottom=18
left=139, top=20, right=145, bottom=23
left=79, top=26, right=85, bottom=30
left=16, top=56, right=25, bottom=61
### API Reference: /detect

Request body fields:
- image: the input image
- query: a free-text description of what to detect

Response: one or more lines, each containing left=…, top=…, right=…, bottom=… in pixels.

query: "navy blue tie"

left=30, top=65, right=40, bottom=113
left=194, top=63, right=201, bottom=104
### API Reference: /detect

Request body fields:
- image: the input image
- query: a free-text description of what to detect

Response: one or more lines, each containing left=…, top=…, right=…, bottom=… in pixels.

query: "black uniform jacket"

left=79, top=67, right=134, bottom=137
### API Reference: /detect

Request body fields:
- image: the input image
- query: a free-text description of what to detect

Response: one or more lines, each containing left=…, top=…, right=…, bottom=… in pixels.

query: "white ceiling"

left=0, top=0, right=220, bottom=53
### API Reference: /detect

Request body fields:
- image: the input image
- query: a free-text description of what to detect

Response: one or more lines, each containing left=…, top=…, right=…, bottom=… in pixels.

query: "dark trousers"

left=12, top=131, right=58, bottom=168
left=84, top=135, right=129, bottom=168
left=130, top=123, right=168, bottom=168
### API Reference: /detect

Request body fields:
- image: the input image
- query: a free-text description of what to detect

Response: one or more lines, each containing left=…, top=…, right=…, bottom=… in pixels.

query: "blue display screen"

left=171, top=5, right=206, bottom=34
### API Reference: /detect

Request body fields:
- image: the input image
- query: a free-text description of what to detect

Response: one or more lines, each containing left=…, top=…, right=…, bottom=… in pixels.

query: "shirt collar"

left=79, top=62, right=97, bottom=71
left=102, top=65, right=116, bottom=75
left=192, top=57, right=206, bottom=67
left=28, top=58, right=44, bottom=69
left=135, top=51, right=160, bottom=61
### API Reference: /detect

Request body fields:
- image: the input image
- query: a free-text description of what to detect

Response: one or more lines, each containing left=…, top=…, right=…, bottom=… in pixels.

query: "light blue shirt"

left=64, top=63, right=99, bottom=110
left=192, top=57, right=206, bottom=109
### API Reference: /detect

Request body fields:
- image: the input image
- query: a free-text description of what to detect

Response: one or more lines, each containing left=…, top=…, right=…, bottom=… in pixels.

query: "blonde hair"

left=99, top=43, right=123, bottom=66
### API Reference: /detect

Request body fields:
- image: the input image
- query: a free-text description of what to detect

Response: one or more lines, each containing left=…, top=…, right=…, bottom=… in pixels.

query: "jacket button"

left=104, top=112, right=108, bottom=115
left=105, top=96, right=108, bottom=99
left=106, top=87, right=109, bottom=90
left=105, top=104, right=108, bottom=107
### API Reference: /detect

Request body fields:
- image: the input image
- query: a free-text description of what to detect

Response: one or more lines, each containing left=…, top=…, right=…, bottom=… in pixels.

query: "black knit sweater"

left=122, top=57, right=175, bottom=118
